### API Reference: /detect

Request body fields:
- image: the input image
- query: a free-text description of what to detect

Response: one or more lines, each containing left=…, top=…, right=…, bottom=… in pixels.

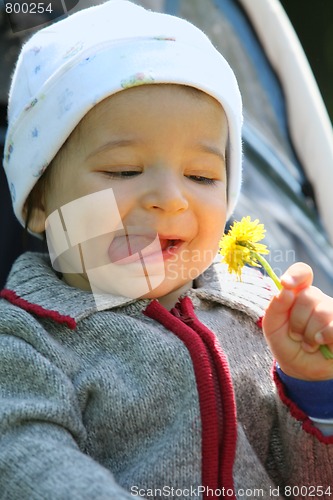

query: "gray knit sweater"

left=0, top=253, right=332, bottom=500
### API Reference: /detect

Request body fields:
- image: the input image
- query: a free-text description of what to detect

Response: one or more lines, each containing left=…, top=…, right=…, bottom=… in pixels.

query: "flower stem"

left=252, top=251, right=282, bottom=290
left=319, top=344, right=333, bottom=360
left=252, top=251, right=333, bottom=360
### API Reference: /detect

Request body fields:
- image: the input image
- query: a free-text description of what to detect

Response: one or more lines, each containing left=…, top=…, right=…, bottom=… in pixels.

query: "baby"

left=1, top=1, right=333, bottom=499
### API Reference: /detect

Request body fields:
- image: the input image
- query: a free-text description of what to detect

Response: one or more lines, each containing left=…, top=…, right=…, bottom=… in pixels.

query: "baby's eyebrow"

left=87, top=138, right=139, bottom=159
left=192, top=143, right=226, bottom=162
left=87, top=138, right=225, bottom=163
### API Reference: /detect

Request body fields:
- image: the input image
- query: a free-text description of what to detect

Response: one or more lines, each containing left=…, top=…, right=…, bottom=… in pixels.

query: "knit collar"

left=1, top=252, right=274, bottom=328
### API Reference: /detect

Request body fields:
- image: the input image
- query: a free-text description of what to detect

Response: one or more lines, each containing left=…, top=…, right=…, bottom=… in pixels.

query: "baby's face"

left=40, top=85, right=228, bottom=301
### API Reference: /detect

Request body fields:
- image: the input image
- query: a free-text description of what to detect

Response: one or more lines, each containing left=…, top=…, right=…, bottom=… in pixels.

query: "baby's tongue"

left=108, top=234, right=157, bottom=263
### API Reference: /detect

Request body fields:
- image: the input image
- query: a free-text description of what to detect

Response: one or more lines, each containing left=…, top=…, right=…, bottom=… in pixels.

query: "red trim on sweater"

left=144, top=298, right=237, bottom=500
left=256, top=316, right=263, bottom=329
left=273, top=364, right=333, bottom=445
left=179, top=297, right=237, bottom=497
left=0, top=289, right=77, bottom=330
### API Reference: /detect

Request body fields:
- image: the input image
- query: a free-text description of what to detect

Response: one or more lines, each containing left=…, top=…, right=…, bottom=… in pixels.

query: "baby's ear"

left=23, top=197, right=47, bottom=235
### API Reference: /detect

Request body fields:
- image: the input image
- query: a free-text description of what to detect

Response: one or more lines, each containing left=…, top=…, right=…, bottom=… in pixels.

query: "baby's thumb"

left=280, top=262, right=313, bottom=292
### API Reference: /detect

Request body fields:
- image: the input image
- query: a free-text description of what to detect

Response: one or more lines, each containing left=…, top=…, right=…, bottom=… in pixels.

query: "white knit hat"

left=3, top=0, right=243, bottom=229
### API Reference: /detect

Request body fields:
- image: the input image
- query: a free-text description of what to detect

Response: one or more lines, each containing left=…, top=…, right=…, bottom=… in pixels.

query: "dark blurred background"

left=280, top=0, right=333, bottom=124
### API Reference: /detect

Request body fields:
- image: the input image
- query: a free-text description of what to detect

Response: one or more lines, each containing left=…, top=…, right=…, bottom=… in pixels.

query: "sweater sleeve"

left=0, top=333, right=134, bottom=500
left=270, top=365, right=333, bottom=497
left=276, top=365, right=333, bottom=436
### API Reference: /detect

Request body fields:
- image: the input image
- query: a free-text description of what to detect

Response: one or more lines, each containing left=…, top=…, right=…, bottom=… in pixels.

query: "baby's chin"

left=140, top=280, right=195, bottom=310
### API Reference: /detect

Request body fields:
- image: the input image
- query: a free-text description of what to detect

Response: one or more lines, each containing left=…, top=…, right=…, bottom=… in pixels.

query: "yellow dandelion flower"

left=219, top=217, right=270, bottom=279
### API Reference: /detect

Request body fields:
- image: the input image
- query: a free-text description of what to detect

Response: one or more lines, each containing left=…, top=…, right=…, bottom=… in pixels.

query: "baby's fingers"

left=297, top=293, right=332, bottom=339
left=307, top=322, right=333, bottom=362
left=288, top=286, right=323, bottom=340
left=296, top=294, right=333, bottom=358
left=313, top=320, right=333, bottom=349
left=262, top=287, right=295, bottom=336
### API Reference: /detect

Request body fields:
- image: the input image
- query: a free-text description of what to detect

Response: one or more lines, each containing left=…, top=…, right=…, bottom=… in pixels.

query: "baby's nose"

left=142, top=172, right=189, bottom=213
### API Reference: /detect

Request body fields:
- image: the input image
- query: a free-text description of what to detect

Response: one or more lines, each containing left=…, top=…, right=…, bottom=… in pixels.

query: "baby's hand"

left=263, top=262, right=333, bottom=381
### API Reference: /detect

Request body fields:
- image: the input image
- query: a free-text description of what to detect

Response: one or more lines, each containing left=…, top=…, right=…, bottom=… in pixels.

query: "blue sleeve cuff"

left=276, top=365, right=333, bottom=419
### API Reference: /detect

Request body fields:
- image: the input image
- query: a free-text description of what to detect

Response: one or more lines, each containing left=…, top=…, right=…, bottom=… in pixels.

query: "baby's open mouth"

left=108, top=234, right=183, bottom=264
left=159, top=239, right=181, bottom=251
